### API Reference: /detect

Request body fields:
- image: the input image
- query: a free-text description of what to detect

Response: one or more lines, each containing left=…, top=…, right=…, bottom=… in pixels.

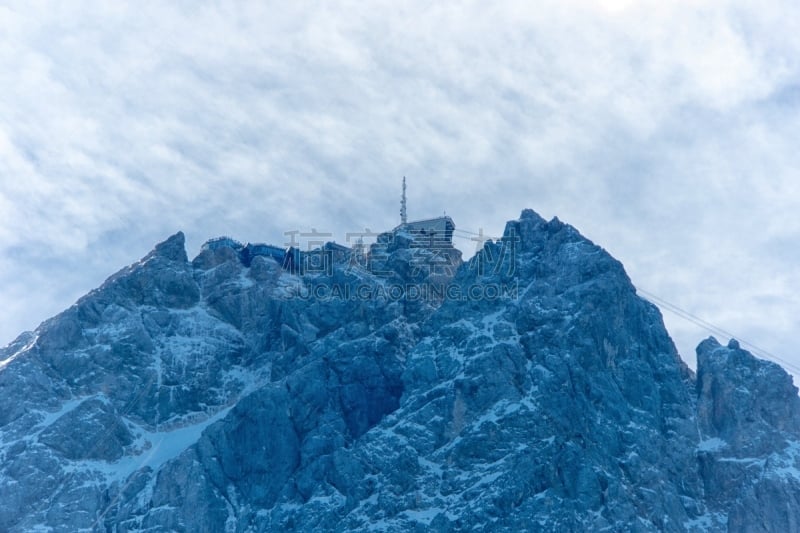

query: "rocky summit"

left=1, top=209, right=799, bottom=532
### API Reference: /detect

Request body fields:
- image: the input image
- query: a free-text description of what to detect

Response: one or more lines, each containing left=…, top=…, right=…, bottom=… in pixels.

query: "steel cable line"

left=637, top=288, right=800, bottom=376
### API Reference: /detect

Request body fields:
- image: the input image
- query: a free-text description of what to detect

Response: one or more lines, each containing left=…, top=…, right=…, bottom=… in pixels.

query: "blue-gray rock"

left=0, top=210, right=798, bottom=532
left=696, top=336, right=800, bottom=530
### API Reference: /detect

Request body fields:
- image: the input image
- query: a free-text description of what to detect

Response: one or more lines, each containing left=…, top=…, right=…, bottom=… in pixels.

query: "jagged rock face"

left=696, top=337, right=800, bottom=531
left=0, top=211, right=798, bottom=532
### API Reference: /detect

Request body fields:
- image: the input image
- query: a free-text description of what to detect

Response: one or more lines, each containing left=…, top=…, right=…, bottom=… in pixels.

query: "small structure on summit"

left=391, top=177, right=455, bottom=247
left=366, top=178, right=462, bottom=280
left=198, top=179, right=458, bottom=276
left=199, top=236, right=350, bottom=275
left=398, top=216, right=455, bottom=247
left=201, top=236, right=244, bottom=252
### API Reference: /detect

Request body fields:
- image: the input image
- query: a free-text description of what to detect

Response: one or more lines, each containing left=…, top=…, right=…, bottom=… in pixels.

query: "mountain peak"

left=0, top=211, right=798, bottom=531
left=148, top=230, right=187, bottom=263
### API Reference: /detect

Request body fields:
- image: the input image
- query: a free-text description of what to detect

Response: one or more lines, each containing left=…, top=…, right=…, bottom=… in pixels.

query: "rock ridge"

left=0, top=210, right=798, bottom=531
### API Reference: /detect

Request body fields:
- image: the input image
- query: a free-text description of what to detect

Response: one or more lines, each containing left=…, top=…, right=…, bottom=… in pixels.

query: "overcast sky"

left=1, top=1, right=799, bottom=375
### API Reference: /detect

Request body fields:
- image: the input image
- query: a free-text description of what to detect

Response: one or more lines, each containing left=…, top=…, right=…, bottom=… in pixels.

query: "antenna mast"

left=400, top=176, right=408, bottom=225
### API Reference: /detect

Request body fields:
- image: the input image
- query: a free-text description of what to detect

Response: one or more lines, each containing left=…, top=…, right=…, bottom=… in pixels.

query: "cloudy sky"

left=1, top=0, right=799, bottom=374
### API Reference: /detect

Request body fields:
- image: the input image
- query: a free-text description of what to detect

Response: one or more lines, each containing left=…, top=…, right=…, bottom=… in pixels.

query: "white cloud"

left=1, top=0, right=799, bottom=375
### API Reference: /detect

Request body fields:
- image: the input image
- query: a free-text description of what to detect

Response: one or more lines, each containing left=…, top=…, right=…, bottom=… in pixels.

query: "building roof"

left=201, top=236, right=244, bottom=251
left=394, top=215, right=455, bottom=233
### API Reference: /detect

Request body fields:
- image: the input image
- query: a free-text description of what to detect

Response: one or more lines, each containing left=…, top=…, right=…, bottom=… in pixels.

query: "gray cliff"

left=1, top=209, right=799, bottom=531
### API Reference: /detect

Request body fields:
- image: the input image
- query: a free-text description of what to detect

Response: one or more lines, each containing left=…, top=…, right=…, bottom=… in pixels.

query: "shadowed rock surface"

left=1, top=210, right=798, bottom=531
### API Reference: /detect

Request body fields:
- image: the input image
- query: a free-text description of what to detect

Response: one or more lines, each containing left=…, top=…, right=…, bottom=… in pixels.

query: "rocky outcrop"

left=696, top=337, right=800, bottom=531
left=0, top=210, right=798, bottom=531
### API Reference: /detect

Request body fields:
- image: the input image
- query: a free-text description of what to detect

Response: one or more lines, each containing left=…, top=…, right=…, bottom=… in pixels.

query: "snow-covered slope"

left=1, top=209, right=799, bottom=532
